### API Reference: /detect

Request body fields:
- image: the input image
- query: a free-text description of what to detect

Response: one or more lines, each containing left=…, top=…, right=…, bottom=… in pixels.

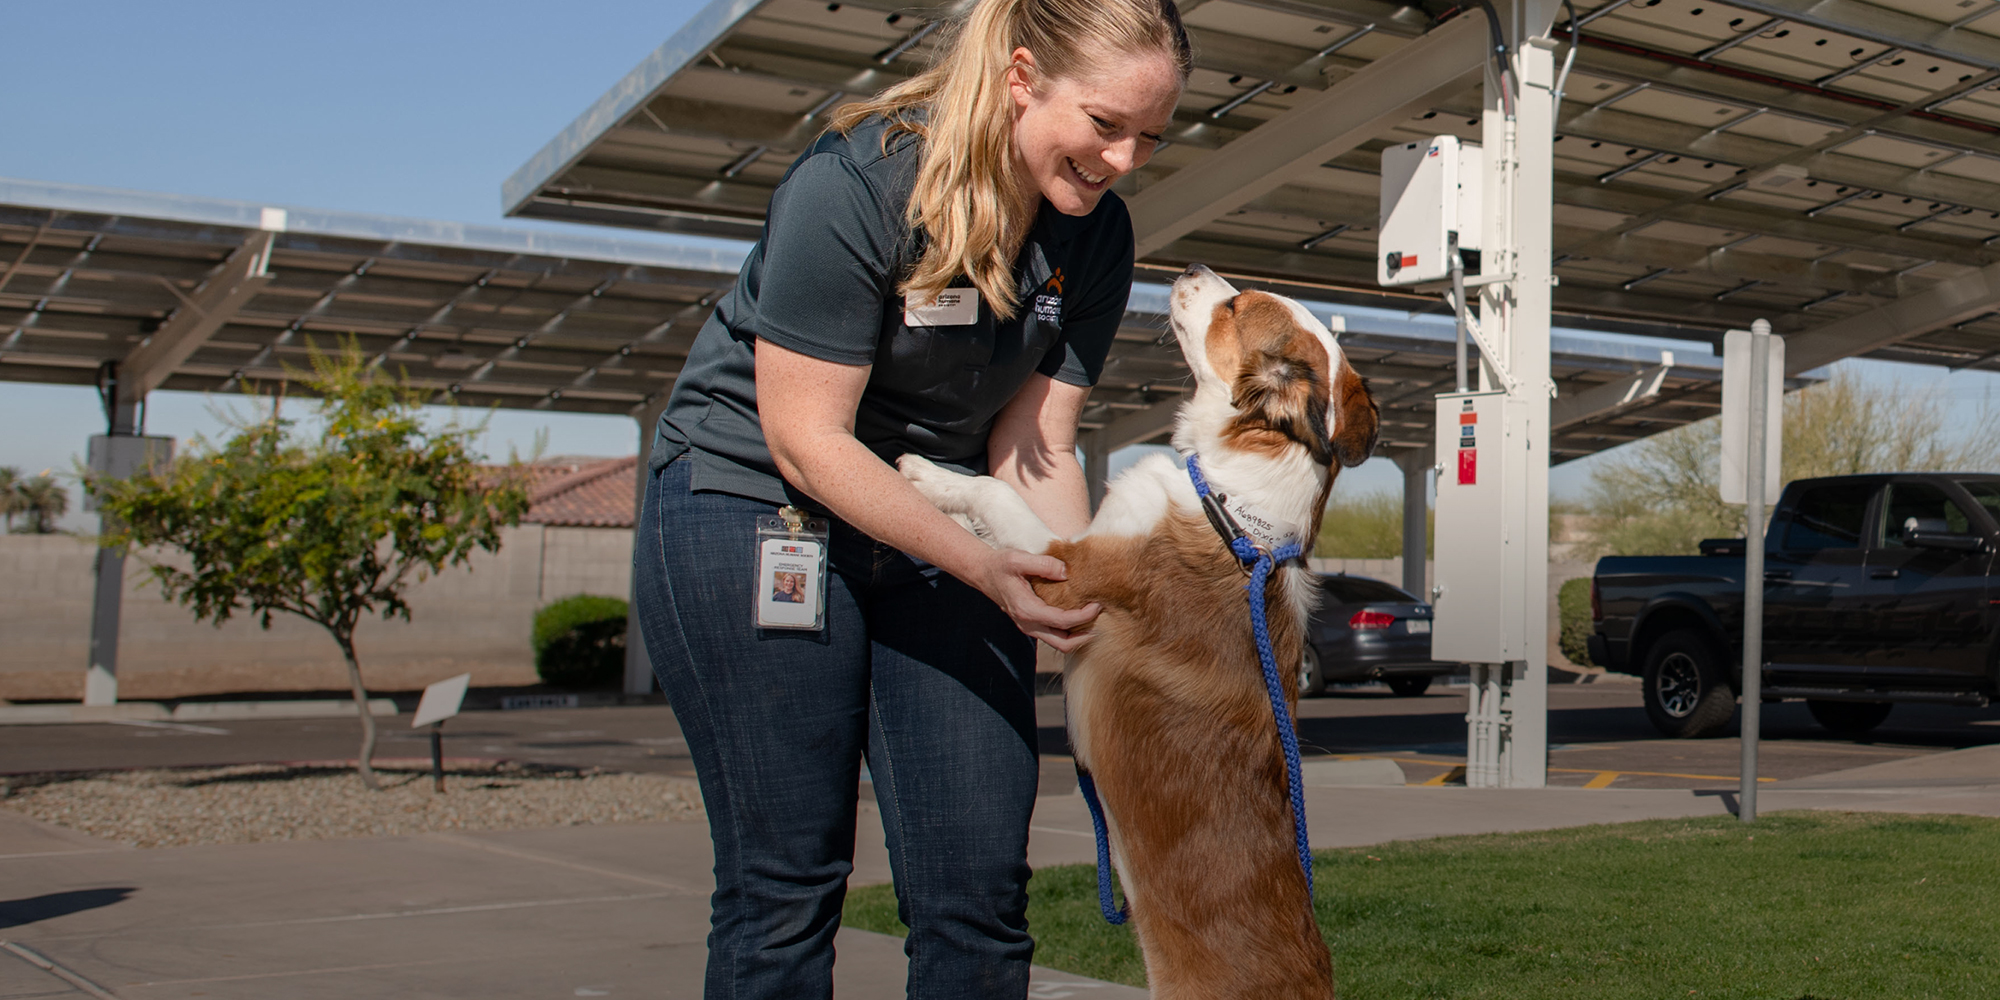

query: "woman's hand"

left=971, top=547, right=1101, bottom=652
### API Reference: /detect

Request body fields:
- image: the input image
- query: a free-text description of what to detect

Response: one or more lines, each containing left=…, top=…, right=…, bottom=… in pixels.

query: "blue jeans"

left=635, top=458, right=1040, bottom=1000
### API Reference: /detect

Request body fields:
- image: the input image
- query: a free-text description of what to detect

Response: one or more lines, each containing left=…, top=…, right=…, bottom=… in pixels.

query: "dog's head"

left=1168, top=265, right=1378, bottom=469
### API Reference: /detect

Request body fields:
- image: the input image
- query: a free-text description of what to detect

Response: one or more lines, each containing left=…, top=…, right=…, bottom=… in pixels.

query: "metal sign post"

left=412, top=673, right=472, bottom=794
left=1722, top=320, right=1782, bottom=822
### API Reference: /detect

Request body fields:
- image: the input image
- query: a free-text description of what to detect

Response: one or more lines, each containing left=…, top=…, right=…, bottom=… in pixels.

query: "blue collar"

left=1184, top=454, right=1305, bottom=562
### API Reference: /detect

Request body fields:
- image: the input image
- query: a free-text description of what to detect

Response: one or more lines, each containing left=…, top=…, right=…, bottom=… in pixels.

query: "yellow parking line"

left=1551, top=767, right=1777, bottom=782
left=1420, top=766, right=1466, bottom=786
left=1583, top=771, right=1619, bottom=789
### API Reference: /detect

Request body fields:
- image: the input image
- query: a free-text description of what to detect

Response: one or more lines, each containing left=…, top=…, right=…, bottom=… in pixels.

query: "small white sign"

left=411, top=673, right=471, bottom=728
left=1720, top=329, right=1784, bottom=505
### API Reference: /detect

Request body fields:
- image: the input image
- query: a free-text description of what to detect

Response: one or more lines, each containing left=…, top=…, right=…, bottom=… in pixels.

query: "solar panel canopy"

left=502, top=0, right=2000, bottom=458
left=0, top=182, right=745, bottom=419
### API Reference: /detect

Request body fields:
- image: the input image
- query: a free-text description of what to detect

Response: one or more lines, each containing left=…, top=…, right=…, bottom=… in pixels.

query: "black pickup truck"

left=1589, top=473, right=2000, bottom=739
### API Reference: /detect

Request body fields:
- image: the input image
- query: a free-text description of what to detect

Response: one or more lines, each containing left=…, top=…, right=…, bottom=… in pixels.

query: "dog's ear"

left=1329, top=360, right=1379, bottom=468
left=1231, top=346, right=1335, bottom=466
left=1225, top=295, right=1336, bottom=465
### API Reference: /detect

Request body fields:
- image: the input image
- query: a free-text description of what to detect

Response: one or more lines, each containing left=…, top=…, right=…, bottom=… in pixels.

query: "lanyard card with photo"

left=754, top=507, right=830, bottom=630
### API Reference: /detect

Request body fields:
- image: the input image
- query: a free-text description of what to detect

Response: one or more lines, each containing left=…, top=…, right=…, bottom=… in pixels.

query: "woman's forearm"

left=985, top=374, right=1094, bottom=538
left=990, top=448, right=1091, bottom=539
left=772, top=431, right=997, bottom=581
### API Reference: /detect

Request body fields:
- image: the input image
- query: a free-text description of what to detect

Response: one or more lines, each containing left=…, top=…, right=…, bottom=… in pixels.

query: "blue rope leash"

left=1075, top=769, right=1128, bottom=924
left=1074, top=456, right=1316, bottom=926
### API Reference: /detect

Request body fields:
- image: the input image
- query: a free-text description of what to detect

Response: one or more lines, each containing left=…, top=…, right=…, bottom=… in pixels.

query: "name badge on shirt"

left=903, top=290, right=978, bottom=328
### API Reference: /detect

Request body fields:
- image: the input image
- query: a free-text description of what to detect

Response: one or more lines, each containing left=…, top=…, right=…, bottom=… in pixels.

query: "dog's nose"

left=1183, top=263, right=1211, bottom=278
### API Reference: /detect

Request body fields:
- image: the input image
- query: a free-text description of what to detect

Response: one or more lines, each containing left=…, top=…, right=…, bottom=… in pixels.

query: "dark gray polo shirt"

left=649, top=115, right=1136, bottom=508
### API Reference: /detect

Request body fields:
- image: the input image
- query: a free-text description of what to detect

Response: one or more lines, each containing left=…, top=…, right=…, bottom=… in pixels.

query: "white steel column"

left=85, top=385, right=141, bottom=707
left=1394, top=449, right=1432, bottom=599
left=1080, top=429, right=1110, bottom=513
left=1464, top=6, right=1557, bottom=788
left=624, top=394, right=670, bottom=696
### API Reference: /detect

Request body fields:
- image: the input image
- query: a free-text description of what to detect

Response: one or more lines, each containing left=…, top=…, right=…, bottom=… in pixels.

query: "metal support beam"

left=1786, top=252, right=2000, bottom=373
left=1080, top=430, right=1111, bottom=513
left=1723, top=0, right=2000, bottom=72
left=624, top=393, right=671, bottom=696
left=1094, top=395, right=1181, bottom=451
left=1393, top=448, right=1432, bottom=601
left=1126, top=13, right=1489, bottom=257
left=85, top=376, right=142, bottom=708
left=1550, top=353, right=1673, bottom=429
left=120, top=232, right=275, bottom=403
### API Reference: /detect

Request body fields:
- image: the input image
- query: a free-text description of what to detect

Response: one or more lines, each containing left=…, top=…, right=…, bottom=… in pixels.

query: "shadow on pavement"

left=0, top=887, right=136, bottom=930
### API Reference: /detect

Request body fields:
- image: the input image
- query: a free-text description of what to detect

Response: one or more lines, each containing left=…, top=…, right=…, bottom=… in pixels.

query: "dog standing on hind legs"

left=899, top=264, right=1378, bottom=998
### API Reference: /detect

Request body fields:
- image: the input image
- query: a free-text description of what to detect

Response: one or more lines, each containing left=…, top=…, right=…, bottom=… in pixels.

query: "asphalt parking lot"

left=6, top=678, right=1997, bottom=792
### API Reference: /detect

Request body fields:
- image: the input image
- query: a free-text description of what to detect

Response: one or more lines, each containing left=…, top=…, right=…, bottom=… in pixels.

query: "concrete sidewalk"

left=4, top=750, right=1997, bottom=999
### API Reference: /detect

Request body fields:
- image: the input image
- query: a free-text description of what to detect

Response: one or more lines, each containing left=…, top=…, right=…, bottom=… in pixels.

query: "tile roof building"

left=520, top=456, right=639, bottom=529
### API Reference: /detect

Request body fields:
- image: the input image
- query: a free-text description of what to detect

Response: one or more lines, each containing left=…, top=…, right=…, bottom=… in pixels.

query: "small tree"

left=11, top=473, right=70, bottom=534
left=0, top=467, right=19, bottom=532
left=92, top=342, right=529, bottom=789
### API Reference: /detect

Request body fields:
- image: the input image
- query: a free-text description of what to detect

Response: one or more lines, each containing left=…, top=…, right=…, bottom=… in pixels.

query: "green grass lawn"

left=843, top=811, right=2000, bottom=999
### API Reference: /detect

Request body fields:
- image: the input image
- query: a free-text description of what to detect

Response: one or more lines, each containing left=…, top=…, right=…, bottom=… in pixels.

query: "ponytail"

left=830, top=0, right=1192, bottom=320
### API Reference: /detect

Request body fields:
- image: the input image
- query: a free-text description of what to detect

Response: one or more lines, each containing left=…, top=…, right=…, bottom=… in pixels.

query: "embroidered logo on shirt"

left=1033, top=268, right=1064, bottom=323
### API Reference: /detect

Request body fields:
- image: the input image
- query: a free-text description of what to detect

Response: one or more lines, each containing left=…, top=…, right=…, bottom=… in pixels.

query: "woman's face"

left=1009, top=46, right=1183, bottom=217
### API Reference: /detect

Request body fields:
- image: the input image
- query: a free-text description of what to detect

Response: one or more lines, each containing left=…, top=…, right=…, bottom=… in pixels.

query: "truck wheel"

left=1386, top=676, right=1432, bottom=697
left=1806, top=700, right=1893, bottom=738
left=1298, top=645, right=1326, bottom=698
left=1641, top=630, right=1735, bottom=738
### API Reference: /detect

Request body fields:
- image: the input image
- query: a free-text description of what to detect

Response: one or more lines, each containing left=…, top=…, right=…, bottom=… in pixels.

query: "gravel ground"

left=0, top=763, right=703, bottom=848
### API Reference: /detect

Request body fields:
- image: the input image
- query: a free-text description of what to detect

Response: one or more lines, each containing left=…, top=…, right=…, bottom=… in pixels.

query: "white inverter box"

left=1431, top=390, right=1516, bottom=663
left=1377, top=135, right=1483, bottom=286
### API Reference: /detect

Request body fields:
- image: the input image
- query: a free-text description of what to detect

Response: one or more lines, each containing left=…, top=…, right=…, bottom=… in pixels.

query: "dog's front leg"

left=896, top=455, right=1060, bottom=554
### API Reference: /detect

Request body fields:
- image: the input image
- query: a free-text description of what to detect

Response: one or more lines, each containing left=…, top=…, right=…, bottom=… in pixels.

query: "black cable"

left=1468, top=0, right=1517, bottom=119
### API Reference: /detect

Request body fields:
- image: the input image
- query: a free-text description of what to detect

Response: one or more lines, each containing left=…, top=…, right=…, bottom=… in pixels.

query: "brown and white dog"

left=898, top=264, right=1378, bottom=998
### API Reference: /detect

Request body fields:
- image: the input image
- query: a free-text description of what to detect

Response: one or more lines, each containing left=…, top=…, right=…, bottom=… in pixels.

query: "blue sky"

left=4, top=1, right=1996, bottom=531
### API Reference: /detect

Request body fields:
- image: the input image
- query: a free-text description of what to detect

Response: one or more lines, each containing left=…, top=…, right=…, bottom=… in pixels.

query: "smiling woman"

left=631, top=1, right=1190, bottom=998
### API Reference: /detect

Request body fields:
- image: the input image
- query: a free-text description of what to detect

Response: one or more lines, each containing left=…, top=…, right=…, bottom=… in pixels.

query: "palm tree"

left=0, top=466, right=19, bottom=532
left=13, top=474, right=69, bottom=534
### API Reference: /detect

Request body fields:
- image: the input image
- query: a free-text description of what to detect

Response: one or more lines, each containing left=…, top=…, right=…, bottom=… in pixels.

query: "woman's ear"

left=1007, top=46, right=1039, bottom=111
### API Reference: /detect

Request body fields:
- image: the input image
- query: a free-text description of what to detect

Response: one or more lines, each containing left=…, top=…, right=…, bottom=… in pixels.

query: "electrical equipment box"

left=1377, top=136, right=1483, bottom=287
left=1431, top=391, right=1517, bottom=663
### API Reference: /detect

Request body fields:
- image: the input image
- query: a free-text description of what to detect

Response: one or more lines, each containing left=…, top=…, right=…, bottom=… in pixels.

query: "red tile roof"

left=520, top=456, right=638, bottom=528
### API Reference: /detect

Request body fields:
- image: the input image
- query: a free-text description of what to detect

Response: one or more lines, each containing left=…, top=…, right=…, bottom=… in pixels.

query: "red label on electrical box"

left=1458, top=449, right=1477, bottom=485
left=1459, top=412, right=1476, bottom=424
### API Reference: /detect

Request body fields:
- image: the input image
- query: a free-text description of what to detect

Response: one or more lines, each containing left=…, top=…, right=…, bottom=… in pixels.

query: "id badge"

left=903, top=289, right=979, bottom=327
left=754, top=506, right=830, bottom=630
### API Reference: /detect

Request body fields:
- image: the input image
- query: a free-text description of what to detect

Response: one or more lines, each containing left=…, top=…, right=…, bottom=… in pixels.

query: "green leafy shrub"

left=1557, top=577, right=1593, bottom=667
left=533, top=594, right=628, bottom=688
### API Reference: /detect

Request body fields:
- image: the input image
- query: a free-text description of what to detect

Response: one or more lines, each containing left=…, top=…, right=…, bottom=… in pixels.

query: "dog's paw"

left=898, top=454, right=988, bottom=524
left=896, top=453, right=944, bottom=483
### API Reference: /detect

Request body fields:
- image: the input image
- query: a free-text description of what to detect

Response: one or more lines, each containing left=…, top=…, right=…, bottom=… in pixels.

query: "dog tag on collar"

left=1218, top=493, right=1294, bottom=553
left=755, top=508, right=830, bottom=630
left=903, top=289, right=979, bottom=328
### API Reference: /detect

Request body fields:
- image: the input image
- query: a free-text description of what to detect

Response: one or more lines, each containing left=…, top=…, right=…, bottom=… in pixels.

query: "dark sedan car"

left=1299, top=574, right=1456, bottom=697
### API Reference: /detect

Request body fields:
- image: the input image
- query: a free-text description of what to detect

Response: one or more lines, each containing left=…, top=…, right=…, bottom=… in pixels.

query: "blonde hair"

left=830, top=0, right=1192, bottom=321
